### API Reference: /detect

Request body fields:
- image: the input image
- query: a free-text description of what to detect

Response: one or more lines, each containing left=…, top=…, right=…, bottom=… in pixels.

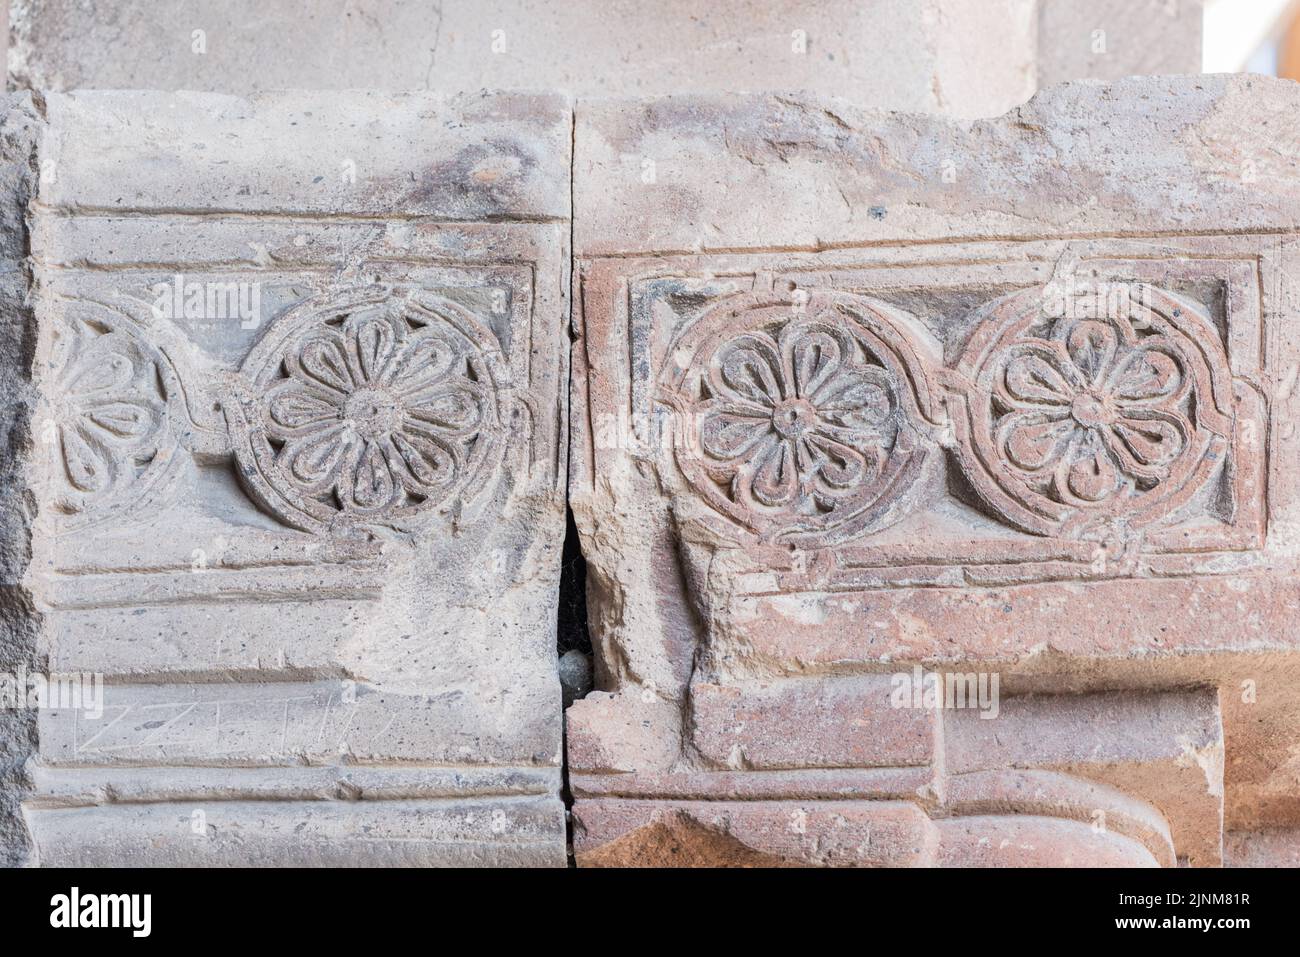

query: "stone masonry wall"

left=0, top=91, right=39, bottom=867
left=2, top=2, right=1299, bottom=869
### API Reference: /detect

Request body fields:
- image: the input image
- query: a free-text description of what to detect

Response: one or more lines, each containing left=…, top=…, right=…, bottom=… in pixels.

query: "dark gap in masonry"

left=557, top=506, right=592, bottom=658
left=556, top=505, right=591, bottom=867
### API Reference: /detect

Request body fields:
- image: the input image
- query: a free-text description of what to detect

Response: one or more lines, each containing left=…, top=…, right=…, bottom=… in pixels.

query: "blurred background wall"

left=2, top=1, right=1299, bottom=113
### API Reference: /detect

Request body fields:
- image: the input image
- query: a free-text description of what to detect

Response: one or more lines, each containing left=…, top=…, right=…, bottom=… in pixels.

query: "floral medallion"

left=660, top=292, right=939, bottom=545
left=45, top=304, right=181, bottom=529
left=952, top=284, right=1235, bottom=537
left=235, top=288, right=505, bottom=532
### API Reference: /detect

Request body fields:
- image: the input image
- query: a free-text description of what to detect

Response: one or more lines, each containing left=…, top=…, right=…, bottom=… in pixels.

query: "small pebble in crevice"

left=556, top=505, right=593, bottom=868
left=556, top=506, right=593, bottom=706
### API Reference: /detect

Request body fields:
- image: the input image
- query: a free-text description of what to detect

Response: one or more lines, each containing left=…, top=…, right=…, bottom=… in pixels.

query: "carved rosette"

left=660, top=292, right=940, bottom=545
left=952, top=285, right=1235, bottom=537
left=45, top=302, right=182, bottom=530
left=234, top=287, right=506, bottom=533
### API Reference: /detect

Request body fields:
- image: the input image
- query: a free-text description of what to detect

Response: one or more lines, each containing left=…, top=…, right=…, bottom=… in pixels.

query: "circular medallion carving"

left=952, top=284, right=1235, bottom=537
left=234, top=288, right=506, bottom=533
left=660, top=291, right=939, bottom=546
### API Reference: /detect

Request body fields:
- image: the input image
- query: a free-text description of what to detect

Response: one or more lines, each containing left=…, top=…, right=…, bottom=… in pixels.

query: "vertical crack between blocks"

left=558, top=102, right=584, bottom=868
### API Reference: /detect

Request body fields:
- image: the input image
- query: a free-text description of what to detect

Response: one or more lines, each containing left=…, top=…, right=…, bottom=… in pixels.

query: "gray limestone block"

left=4, top=89, right=572, bottom=866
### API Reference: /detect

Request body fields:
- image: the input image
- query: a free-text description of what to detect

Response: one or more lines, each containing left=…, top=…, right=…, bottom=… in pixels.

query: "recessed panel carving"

left=231, top=286, right=509, bottom=534
left=658, top=291, right=940, bottom=546
left=45, top=300, right=185, bottom=531
left=951, top=284, right=1236, bottom=538
left=594, top=246, right=1266, bottom=591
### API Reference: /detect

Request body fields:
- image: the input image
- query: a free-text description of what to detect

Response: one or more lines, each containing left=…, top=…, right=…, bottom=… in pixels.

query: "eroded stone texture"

left=11, top=1, right=1039, bottom=119
left=570, top=75, right=1300, bottom=867
left=13, top=90, right=571, bottom=866
left=1225, top=826, right=1300, bottom=867
left=0, top=93, right=40, bottom=868
left=7, top=1, right=1210, bottom=120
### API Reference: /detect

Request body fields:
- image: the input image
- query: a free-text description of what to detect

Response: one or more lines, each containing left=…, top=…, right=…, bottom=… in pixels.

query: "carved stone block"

left=0, top=93, right=41, bottom=868
left=8, top=90, right=571, bottom=866
left=570, top=76, right=1300, bottom=866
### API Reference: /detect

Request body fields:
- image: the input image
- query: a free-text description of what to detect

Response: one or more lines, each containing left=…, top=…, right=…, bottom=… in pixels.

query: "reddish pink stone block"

left=569, top=76, right=1300, bottom=866
left=690, top=677, right=936, bottom=769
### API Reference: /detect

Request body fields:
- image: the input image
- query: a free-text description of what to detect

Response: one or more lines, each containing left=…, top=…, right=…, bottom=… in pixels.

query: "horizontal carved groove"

left=26, top=764, right=561, bottom=807
left=38, top=204, right=568, bottom=225
left=570, top=768, right=934, bottom=802
left=579, top=227, right=1300, bottom=260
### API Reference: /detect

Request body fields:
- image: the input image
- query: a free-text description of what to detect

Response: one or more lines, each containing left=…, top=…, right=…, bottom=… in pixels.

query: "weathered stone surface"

left=1225, top=827, right=1300, bottom=867
left=570, top=75, right=1300, bottom=867
left=8, top=0, right=1038, bottom=118
left=933, top=816, right=1159, bottom=868
left=28, top=797, right=565, bottom=867
left=8, top=1, right=1205, bottom=121
left=573, top=799, right=935, bottom=867
left=0, top=12, right=1295, bottom=873
left=8, top=90, right=571, bottom=866
left=947, top=690, right=1223, bottom=866
left=573, top=787, right=1169, bottom=867
left=568, top=691, right=682, bottom=775
left=575, top=77, right=1300, bottom=255
left=690, top=676, right=936, bottom=769
left=0, top=92, right=41, bottom=868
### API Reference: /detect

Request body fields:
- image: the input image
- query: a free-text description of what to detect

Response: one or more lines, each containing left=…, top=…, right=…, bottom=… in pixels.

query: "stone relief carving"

left=45, top=301, right=183, bottom=530
left=659, top=291, right=941, bottom=546
left=231, top=286, right=508, bottom=534
left=46, top=277, right=1239, bottom=554
left=951, top=285, right=1236, bottom=538
left=653, top=282, right=1243, bottom=550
